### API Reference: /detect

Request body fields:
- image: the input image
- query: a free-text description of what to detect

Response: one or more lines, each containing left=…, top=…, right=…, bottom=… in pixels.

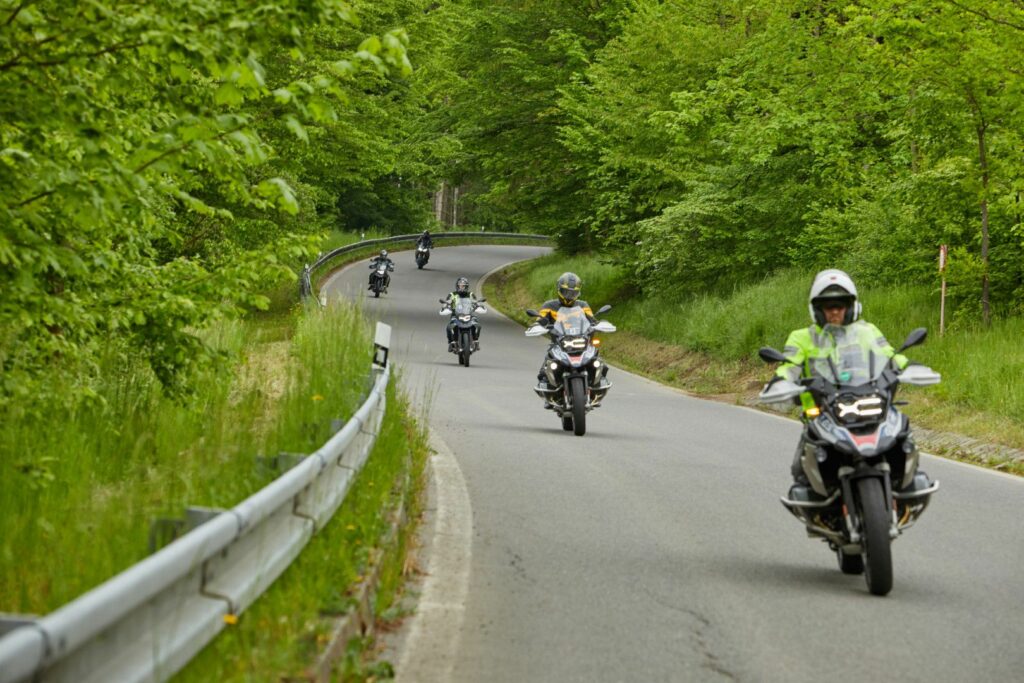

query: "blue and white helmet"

left=808, top=269, right=861, bottom=326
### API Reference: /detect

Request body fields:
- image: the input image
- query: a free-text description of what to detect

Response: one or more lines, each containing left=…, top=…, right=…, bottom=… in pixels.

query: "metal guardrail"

left=301, top=231, right=552, bottom=304
left=0, top=331, right=393, bottom=683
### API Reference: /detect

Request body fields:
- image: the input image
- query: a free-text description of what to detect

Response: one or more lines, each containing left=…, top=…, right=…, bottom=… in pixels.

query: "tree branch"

left=5, top=0, right=28, bottom=26
left=943, top=0, right=1024, bottom=32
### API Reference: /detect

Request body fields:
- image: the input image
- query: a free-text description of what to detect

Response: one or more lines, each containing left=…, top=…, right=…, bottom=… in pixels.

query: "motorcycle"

left=415, top=245, right=431, bottom=269
left=757, top=327, right=941, bottom=596
left=368, top=260, right=393, bottom=298
left=525, top=304, right=615, bottom=436
left=440, top=297, right=486, bottom=366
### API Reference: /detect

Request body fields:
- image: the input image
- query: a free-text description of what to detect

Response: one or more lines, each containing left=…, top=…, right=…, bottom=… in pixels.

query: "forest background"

left=3, top=0, right=1023, bottom=420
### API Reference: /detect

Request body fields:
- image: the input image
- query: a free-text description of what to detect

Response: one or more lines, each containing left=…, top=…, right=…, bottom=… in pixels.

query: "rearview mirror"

left=597, top=304, right=611, bottom=314
left=525, top=309, right=540, bottom=318
left=898, top=327, right=927, bottom=352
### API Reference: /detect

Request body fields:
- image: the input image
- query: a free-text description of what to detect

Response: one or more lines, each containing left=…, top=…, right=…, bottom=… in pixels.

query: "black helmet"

left=422, top=229, right=430, bottom=236
left=455, top=277, right=469, bottom=294
left=556, top=272, right=582, bottom=306
left=808, top=269, right=860, bottom=326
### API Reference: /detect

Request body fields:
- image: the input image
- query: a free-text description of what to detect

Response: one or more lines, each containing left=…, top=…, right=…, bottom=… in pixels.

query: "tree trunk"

left=434, top=181, right=446, bottom=223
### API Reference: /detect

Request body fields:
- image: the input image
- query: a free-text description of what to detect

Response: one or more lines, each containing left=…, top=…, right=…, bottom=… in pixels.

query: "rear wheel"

left=570, top=377, right=586, bottom=436
left=460, top=331, right=471, bottom=367
left=561, top=415, right=573, bottom=431
left=856, top=477, right=893, bottom=595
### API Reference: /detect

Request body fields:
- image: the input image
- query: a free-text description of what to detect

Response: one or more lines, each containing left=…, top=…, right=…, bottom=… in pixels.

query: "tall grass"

left=509, top=253, right=1024, bottom=426
left=176, top=379, right=428, bottom=681
left=0, top=302, right=374, bottom=615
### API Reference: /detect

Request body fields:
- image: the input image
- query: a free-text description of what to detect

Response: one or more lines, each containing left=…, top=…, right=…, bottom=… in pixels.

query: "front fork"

left=839, top=463, right=897, bottom=544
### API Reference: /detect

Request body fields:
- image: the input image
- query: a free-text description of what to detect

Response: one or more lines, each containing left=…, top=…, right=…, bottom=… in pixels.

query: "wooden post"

left=939, top=244, right=948, bottom=336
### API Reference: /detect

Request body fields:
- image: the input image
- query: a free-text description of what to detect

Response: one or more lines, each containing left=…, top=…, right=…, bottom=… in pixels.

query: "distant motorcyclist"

left=368, top=249, right=395, bottom=289
left=533, top=272, right=597, bottom=388
left=444, top=277, right=481, bottom=351
left=417, top=230, right=434, bottom=249
left=767, top=269, right=909, bottom=485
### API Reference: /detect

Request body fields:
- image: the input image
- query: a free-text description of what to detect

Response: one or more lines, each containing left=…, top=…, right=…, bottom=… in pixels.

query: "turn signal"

left=805, top=407, right=821, bottom=417
left=593, top=338, right=601, bottom=346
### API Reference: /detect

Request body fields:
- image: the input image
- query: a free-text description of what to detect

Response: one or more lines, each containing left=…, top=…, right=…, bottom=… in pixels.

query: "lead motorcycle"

left=525, top=304, right=615, bottom=436
left=440, top=297, right=486, bottom=366
left=758, top=327, right=941, bottom=596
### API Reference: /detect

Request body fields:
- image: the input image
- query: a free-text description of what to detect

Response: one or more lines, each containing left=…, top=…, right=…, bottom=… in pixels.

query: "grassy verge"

left=485, top=253, right=1024, bottom=476
left=175, top=378, right=429, bottom=681
left=1, top=298, right=391, bottom=606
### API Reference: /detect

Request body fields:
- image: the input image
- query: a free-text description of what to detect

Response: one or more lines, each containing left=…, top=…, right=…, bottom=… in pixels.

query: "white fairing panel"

left=900, top=365, right=941, bottom=386
left=758, top=379, right=803, bottom=404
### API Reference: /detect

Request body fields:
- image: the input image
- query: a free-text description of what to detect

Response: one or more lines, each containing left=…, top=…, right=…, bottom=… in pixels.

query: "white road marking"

left=395, top=432, right=474, bottom=682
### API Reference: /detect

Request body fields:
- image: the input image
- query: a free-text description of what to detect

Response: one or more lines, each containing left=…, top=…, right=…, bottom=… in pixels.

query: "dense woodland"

left=3, top=0, right=1023, bottom=409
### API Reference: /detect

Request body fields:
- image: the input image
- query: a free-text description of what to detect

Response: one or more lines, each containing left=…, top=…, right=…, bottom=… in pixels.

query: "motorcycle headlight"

left=459, top=315, right=472, bottom=322
left=835, top=394, right=885, bottom=424
left=560, top=337, right=587, bottom=352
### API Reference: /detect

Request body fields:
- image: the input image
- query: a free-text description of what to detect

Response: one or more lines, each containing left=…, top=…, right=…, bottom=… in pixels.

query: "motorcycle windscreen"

left=807, top=331, right=892, bottom=386
left=453, top=298, right=477, bottom=316
left=552, top=307, right=591, bottom=337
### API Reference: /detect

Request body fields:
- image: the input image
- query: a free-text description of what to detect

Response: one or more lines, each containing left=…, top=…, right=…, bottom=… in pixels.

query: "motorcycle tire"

left=561, top=415, right=573, bottom=431
left=460, top=330, right=471, bottom=367
left=836, top=548, right=864, bottom=575
left=374, top=289, right=380, bottom=298
left=570, top=376, right=586, bottom=436
left=856, top=477, right=893, bottom=596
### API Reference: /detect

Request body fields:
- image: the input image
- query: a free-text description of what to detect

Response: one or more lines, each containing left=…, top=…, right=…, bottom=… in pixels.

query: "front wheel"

left=460, top=330, right=471, bottom=367
left=570, top=376, right=586, bottom=436
left=856, top=477, right=893, bottom=595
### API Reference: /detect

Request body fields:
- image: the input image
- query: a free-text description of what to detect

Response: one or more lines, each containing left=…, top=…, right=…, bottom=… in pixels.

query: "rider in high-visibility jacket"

left=771, top=269, right=909, bottom=483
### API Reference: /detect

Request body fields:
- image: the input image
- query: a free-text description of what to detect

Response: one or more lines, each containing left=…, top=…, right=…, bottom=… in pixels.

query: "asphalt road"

left=325, top=245, right=1024, bottom=683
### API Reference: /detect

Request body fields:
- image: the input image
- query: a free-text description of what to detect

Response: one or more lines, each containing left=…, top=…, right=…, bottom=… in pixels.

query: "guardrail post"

left=148, top=506, right=225, bottom=554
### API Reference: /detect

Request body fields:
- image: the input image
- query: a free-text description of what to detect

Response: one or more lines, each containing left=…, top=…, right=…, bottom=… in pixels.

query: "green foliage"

left=0, top=0, right=424, bottom=409
left=423, top=0, right=1024, bottom=321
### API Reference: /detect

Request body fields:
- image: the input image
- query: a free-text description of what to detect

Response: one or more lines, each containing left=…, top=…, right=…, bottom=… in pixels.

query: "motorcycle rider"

left=417, top=230, right=434, bottom=250
left=368, top=249, right=395, bottom=290
left=444, top=276, right=481, bottom=351
left=533, top=272, right=597, bottom=389
left=767, top=269, right=911, bottom=485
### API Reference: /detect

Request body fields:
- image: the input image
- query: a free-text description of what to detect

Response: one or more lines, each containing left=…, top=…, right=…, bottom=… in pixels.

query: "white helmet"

left=808, top=269, right=861, bottom=326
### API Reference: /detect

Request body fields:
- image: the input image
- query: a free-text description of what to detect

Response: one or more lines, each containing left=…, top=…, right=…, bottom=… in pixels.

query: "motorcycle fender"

left=563, top=372, right=587, bottom=406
